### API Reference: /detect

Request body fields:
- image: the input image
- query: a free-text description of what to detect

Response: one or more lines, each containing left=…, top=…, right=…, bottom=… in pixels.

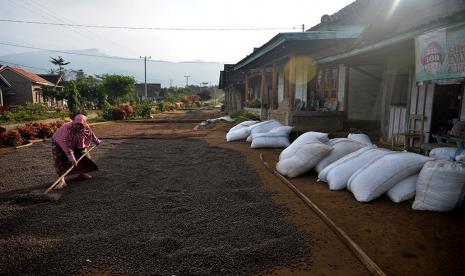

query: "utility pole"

left=184, top=75, right=190, bottom=87
left=140, top=56, right=151, bottom=99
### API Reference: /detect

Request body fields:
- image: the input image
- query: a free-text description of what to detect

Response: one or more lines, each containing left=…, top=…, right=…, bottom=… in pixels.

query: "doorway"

left=430, top=83, right=464, bottom=135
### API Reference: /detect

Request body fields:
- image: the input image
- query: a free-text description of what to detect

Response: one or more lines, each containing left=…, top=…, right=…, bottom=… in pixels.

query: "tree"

left=49, top=56, right=70, bottom=74
left=96, top=85, right=109, bottom=109
left=76, top=80, right=99, bottom=108
left=66, top=81, right=81, bottom=116
left=101, top=75, right=136, bottom=105
left=197, top=88, right=212, bottom=101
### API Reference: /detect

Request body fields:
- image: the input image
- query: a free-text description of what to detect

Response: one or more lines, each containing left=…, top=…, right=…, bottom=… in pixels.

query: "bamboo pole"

left=45, top=145, right=96, bottom=193
left=259, top=153, right=386, bottom=276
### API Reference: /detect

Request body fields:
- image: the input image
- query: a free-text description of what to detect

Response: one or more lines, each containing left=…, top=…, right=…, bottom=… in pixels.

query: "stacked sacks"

left=318, top=146, right=392, bottom=190
left=429, top=147, right=464, bottom=160
left=413, top=160, right=465, bottom=212
left=386, top=174, right=419, bottom=203
left=251, top=126, right=294, bottom=148
left=276, top=131, right=331, bottom=178
left=314, top=138, right=366, bottom=173
left=347, top=152, right=432, bottom=202
left=276, top=141, right=332, bottom=177
left=226, top=120, right=258, bottom=142
left=279, top=131, right=329, bottom=160
left=347, top=133, right=372, bottom=145
left=246, top=120, right=283, bottom=142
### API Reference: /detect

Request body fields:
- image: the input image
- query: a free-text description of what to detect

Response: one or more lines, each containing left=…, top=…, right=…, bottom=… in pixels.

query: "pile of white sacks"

left=226, top=121, right=465, bottom=212
left=226, top=120, right=293, bottom=149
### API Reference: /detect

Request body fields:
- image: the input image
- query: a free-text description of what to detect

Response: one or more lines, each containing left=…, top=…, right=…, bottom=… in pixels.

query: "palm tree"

left=49, top=56, right=70, bottom=74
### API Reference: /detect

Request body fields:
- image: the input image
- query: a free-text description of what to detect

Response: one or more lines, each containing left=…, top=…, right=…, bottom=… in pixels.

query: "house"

left=227, top=0, right=465, bottom=143
left=219, top=64, right=244, bottom=112
left=0, top=66, right=55, bottom=107
left=233, top=19, right=364, bottom=131
left=314, top=0, right=465, bottom=143
left=38, top=73, right=66, bottom=107
left=136, top=83, right=162, bottom=101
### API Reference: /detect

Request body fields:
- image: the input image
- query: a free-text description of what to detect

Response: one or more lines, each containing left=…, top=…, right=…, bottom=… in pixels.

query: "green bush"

left=15, top=103, right=49, bottom=114
left=0, top=103, right=67, bottom=124
left=100, top=104, right=135, bottom=120
left=156, top=102, right=174, bottom=112
left=134, top=101, right=152, bottom=118
left=241, top=111, right=259, bottom=120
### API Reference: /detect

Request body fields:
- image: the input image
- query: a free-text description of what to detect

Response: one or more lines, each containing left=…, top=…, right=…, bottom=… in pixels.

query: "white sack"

left=318, top=147, right=391, bottom=190
left=250, top=126, right=293, bottom=149
left=279, top=131, right=329, bottom=161
left=412, top=160, right=465, bottom=212
left=327, top=138, right=348, bottom=146
left=429, top=147, right=464, bottom=160
left=314, top=139, right=366, bottom=173
left=386, top=174, right=419, bottom=203
left=347, top=133, right=372, bottom=145
left=230, top=120, right=257, bottom=132
left=348, top=152, right=431, bottom=202
left=246, top=120, right=283, bottom=142
left=225, top=121, right=258, bottom=142
left=276, top=141, right=332, bottom=178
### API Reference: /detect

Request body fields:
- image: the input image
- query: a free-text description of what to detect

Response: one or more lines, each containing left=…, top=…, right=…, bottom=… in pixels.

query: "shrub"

left=120, top=104, right=134, bottom=118
left=16, top=124, right=39, bottom=140
left=134, top=101, right=152, bottom=118
left=156, top=102, right=174, bottom=112
left=6, top=129, right=23, bottom=146
left=0, top=132, right=7, bottom=146
left=241, top=111, right=259, bottom=120
left=0, top=103, right=67, bottom=124
left=100, top=105, right=130, bottom=120
left=36, top=123, right=55, bottom=139
left=15, top=103, right=49, bottom=114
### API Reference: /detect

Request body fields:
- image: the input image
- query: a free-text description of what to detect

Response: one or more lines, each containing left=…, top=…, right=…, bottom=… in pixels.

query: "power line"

left=23, top=0, right=139, bottom=57
left=0, top=19, right=295, bottom=31
left=0, top=41, right=140, bottom=61
left=0, top=60, right=49, bottom=72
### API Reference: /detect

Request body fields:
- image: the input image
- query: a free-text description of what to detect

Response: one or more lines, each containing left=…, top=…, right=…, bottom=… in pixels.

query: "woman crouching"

left=52, top=114, right=101, bottom=189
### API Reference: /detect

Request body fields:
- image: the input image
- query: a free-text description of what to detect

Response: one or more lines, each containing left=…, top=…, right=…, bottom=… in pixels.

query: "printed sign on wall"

left=416, top=24, right=465, bottom=81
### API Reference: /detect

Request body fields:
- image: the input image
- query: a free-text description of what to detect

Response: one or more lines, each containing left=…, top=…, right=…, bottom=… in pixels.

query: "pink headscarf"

left=52, top=114, right=100, bottom=161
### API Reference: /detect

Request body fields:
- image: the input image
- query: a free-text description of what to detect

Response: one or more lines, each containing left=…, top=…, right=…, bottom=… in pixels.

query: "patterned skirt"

left=52, top=140, right=98, bottom=176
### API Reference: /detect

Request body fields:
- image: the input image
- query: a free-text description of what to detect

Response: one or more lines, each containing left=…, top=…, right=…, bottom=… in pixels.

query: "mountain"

left=0, top=49, right=225, bottom=87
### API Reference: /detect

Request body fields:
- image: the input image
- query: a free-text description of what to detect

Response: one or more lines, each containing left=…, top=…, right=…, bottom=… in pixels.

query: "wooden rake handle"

left=45, top=145, right=97, bottom=194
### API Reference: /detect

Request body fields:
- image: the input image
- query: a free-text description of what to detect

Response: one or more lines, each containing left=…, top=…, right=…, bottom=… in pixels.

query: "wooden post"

left=288, top=53, right=296, bottom=109
left=272, top=64, right=277, bottom=109
left=244, top=72, right=249, bottom=103
left=260, top=68, right=267, bottom=106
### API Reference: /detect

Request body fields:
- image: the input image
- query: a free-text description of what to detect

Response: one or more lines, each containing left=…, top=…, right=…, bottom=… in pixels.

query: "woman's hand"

left=70, top=160, right=78, bottom=167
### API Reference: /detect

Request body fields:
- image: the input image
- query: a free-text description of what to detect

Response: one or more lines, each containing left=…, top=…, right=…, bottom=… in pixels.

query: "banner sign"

left=416, top=24, right=465, bottom=82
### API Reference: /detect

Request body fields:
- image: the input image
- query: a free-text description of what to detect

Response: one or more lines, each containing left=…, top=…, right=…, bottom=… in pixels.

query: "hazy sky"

left=0, top=0, right=354, bottom=63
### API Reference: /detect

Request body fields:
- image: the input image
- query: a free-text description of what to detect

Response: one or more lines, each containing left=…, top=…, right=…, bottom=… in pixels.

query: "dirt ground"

left=0, top=111, right=309, bottom=275
left=1, top=110, right=465, bottom=275
left=204, top=123, right=465, bottom=276
left=91, top=109, right=221, bottom=138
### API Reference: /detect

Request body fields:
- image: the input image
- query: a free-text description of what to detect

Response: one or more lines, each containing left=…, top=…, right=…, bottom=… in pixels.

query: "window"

left=313, top=67, right=339, bottom=100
